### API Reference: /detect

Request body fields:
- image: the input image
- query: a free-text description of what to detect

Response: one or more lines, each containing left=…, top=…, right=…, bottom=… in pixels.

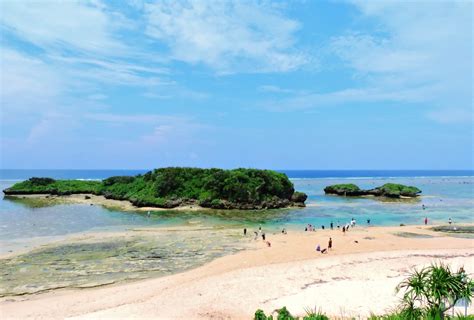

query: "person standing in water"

left=367, top=219, right=371, bottom=225
left=448, top=217, right=452, bottom=225
left=244, top=228, right=247, bottom=236
left=424, top=217, right=428, bottom=225
left=330, top=222, right=334, bottom=230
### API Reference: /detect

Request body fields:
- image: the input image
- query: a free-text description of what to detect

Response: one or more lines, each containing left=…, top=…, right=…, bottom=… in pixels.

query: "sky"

left=0, top=0, right=473, bottom=170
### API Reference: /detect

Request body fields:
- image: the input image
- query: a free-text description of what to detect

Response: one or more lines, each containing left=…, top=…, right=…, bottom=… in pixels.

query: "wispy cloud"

left=330, top=1, right=472, bottom=120
left=1, top=0, right=127, bottom=55
left=262, top=1, right=472, bottom=120
left=0, top=0, right=172, bottom=108
left=85, top=113, right=187, bottom=125
left=0, top=48, right=62, bottom=114
left=144, top=0, right=308, bottom=73
left=262, top=86, right=434, bottom=111
left=258, top=85, right=301, bottom=94
left=427, top=109, right=474, bottom=125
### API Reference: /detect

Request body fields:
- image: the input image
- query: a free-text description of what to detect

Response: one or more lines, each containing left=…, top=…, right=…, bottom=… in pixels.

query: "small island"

left=3, top=167, right=308, bottom=210
left=324, top=183, right=421, bottom=198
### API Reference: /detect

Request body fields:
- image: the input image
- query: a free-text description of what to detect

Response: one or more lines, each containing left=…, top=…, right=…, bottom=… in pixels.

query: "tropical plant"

left=396, top=263, right=473, bottom=319
left=303, top=306, right=329, bottom=320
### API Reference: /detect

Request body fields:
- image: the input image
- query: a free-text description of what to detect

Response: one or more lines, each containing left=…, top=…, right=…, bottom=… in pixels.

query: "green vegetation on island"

left=324, top=183, right=421, bottom=198
left=323, top=183, right=361, bottom=196
left=3, top=167, right=307, bottom=210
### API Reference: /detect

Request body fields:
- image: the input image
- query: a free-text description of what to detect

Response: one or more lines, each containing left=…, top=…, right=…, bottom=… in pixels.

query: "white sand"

left=1, top=225, right=473, bottom=319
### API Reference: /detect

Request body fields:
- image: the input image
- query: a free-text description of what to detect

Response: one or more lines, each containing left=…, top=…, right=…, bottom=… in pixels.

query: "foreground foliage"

left=254, top=307, right=329, bottom=320
left=3, top=167, right=307, bottom=210
left=396, top=263, right=473, bottom=319
left=255, top=263, right=473, bottom=320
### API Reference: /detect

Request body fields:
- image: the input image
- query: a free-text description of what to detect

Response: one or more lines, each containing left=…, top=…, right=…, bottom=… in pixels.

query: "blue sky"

left=0, top=0, right=472, bottom=170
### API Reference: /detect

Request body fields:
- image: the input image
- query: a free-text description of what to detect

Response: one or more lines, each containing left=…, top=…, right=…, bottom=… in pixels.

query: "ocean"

left=1, top=170, right=473, bottom=296
left=1, top=169, right=473, bottom=180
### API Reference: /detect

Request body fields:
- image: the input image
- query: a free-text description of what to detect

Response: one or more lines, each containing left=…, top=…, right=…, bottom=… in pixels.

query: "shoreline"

left=3, top=193, right=307, bottom=212
left=3, top=193, right=205, bottom=212
left=1, top=224, right=473, bottom=319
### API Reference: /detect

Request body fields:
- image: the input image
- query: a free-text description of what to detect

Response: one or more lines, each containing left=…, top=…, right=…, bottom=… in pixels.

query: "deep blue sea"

left=1, top=169, right=473, bottom=180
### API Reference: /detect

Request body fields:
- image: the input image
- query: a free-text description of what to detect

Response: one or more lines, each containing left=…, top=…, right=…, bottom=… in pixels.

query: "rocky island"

left=324, top=183, right=421, bottom=198
left=3, top=167, right=307, bottom=210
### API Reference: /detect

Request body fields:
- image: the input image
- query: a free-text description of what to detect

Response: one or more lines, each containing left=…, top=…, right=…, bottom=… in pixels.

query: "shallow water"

left=0, top=176, right=473, bottom=295
left=0, top=228, right=248, bottom=296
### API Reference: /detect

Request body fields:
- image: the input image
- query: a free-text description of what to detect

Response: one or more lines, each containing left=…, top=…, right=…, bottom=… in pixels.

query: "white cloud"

left=263, top=1, right=472, bottom=118
left=258, top=85, right=299, bottom=94
left=0, top=0, right=173, bottom=108
left=427, top=109, right=474, bottom=125
left=0, top=0, right=126, bottom=55
left=0, top=48, right=62, bottom=114
left=88, top=94, right=108, bottom=100
left=330, top=1, right=472, bottom=116
left=85, top=113, right=186, bottom=125
left=27, top=113, right=79, bottom=144
left=263, top=86, right=434, bottom=111
left=144, top=0, right=307, bottom=73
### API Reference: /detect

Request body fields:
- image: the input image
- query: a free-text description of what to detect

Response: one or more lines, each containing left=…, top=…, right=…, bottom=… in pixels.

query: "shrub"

left=28, top=177, right=56, bottom=185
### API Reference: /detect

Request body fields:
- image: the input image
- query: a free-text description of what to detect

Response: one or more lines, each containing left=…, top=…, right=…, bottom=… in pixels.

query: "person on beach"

left=244, top=228, right=247, bottom=236
left=282, top=228, right=287, bottom=234
left=262, top=233, right=266, bottom=241
left=449, top=217, right=452, bottom=225
left=330, top=222, right=334, bottom=230
left=367, top=219, right=370, bottom=225
left=342, top=226, right=346, bottom=234
left=316, top=244, right=321, bottom=252
left=254, top=231, right=258, bottom=240
left=305, top=227, right=308, bottom=231
left=266, top=241, right=271, bottom=247
left=321, top=248, right=327, bottom=254
left=321, top=225, right=325, bottom=230
left=328, top=237, right=332, bottom=250
left=424, top=217, right=428, bottom=225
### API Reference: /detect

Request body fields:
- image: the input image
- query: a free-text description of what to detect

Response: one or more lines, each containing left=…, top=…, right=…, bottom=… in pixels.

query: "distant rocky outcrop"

left=324, top=183, right=421, bottom=198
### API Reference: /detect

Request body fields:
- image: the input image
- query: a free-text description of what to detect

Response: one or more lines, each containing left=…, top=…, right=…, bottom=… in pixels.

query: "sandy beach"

left=1, top=224, right=473, bottom=319
left=6, top=193, right=309, bottom=212
left=4, top=194, right=205, bottom=212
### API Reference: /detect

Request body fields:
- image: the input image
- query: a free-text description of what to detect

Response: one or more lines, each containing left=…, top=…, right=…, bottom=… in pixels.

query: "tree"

left=396, top=263, right=474, bottom=319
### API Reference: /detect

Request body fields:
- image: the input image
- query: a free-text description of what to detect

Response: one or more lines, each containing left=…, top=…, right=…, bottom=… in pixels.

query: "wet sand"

left=6, top=193, right=205, bottom=212
left=1, top=224, right=473, bottom=319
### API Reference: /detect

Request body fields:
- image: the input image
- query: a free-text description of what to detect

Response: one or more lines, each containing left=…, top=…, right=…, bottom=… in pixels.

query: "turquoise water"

left=1, top=176, right=473, bottom=241
left=1, top=176, right=473, bottom=296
